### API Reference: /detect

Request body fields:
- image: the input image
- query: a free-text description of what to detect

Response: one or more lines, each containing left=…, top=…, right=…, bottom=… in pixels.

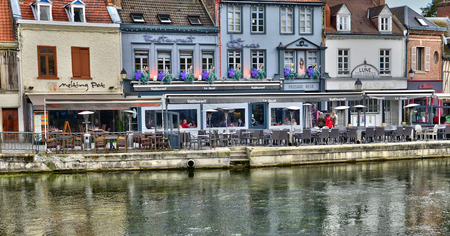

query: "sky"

left=385, top=0, right=431, bottom=14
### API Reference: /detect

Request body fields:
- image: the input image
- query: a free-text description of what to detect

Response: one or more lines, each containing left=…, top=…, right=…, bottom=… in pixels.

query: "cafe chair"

left=116, top=135, right=127, bottom=152
left=403, top=126, right=414, bottom=141
left=424, top=124, right=438, bottom=141
left=94, top=136, right=107, bottom=153
left=301, top=129, right=312, bottom=145
left=363, top=127, right=375, bottom=143
left=414, top=125, right=424, bottom=141
left=329, top=128, right=340, bottom=144
left=140, top=137, right=152, bottom=151
left=375, top=126, right=385, bottom=142
left=74, top=134, right=83, bottom=151
left=46, top=137, right=58, bottom=153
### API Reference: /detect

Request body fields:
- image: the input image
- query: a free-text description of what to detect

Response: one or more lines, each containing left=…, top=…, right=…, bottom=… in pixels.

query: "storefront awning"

left=435, top=93, right=450, bottom=100
left=166, top=92, right=364, bottom=104
left=27, top=94, right=161, bottom=110
left=364, top=90, right=435, bottom=100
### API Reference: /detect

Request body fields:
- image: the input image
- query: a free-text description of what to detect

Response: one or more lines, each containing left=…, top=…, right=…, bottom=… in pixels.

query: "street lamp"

left=408, top=69, right=415, bottom=79
left=354, top=79, right=362, bottom=91
left=120, top=68, right=127, bottom=80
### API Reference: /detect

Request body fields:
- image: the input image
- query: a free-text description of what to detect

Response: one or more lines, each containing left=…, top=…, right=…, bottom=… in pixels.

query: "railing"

left=0, top=132, right=44, bottom=154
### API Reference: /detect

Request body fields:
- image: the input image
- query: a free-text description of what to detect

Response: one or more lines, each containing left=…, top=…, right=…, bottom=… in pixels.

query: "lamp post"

left=121, top=68, right=127, bottom=80
left=78, top=111, right=94, bottom=150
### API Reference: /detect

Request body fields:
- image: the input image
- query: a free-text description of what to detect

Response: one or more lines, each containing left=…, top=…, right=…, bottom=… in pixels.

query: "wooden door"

left=2, top=109, right=18, bottom=141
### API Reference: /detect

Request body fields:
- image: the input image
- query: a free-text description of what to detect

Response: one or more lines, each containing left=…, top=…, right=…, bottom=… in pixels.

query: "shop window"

left=349, top=99, right=378, bottom=113
left=207, top=109, right=245, bottom=128
left=280, top=7, right=293, bottom=34
left=284, top=51, right=295, bottom=69
left=158, top=51, right=171, bottom=72
left=228, top=5, right=241, bottom=33
left=271, top=108, right=299, bottom=126
left=134, top=50, right=148, bottom=72
left=158, top=14, right=171, bottom=24
left=228, top=50, right=241, bottom=69
left=299, top=7, right=312, bottom=34
left=71, top=47, right=91, bottom=79
left=180, top=51, right=193, bottom=72
left=145, top=109, right=198, bottom=130
left=32, top=0, right=53, bottom=21
left=65, top=0, right=86, bottom=22
left=130, top=13, right=145, bottom=23
left=337, top=49, right=349, bottom=75
left=37, top=46, right=57, bottom=79
left=379, top=49, right=390, bottom=75
left=251, top=6, right=264, bottom=33
left=202, top=52, right=214, bottom=71
left=251, top=50, right=265, bottom=70
left=188, top=15, right=201, bottom=25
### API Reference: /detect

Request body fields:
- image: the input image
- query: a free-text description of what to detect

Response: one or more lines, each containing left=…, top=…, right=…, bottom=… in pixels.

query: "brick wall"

left=437, top=1, right=450, bottom=17
left=407, top=34, right=443, bottom=80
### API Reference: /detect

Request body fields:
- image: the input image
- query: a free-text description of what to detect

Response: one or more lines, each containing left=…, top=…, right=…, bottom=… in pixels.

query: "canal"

left=0, top=158, right=449, bottom=235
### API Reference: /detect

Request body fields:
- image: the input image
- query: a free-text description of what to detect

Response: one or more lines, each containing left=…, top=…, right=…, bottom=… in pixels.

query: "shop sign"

left=58, top=81, right=106, bottom=91
left=407, top=81, right=443, bottom=92
left=283, top=82, right=319, bottom=91
left=351, top=62, right=379, bottom=79
left=134, top=83, right=280, bottom=92
left=143, top=35, right=195, bottom=43
left=227, top=38, right=260, bottom=49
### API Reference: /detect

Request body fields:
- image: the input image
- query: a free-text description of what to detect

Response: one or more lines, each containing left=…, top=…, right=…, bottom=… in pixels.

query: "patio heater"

left=405, top=103, right=420, bottom=125
left=353, top=105, right=366, bottom=127
left=333, top=106, right=350, bottom=127
left=303, top=103, right=312, bottom=128
left=78, top=111, right=94, bottom=150
left=284, top=106, right=301, bottom=133
left=124, top=109, right=137, bottom=148
left=206, top=109, right=218, bottom=135
left=218, top=108, right=234, bottom=134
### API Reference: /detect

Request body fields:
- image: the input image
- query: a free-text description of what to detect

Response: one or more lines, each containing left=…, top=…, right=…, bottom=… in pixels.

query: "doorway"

left=2, top=108, right=18, bottom=141
left=249, top=103, right=267, bottom=129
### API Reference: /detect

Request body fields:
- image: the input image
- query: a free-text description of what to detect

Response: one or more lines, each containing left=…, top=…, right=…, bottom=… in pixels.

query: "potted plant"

left=158, top=67, right=172, bottom=84
left=202, top=67, right=216, bottom=85
left=284, top=63, right=297, bottom=80
left=228, top=64, right=242, bottom=80
left=251, top=64, right=266, bottom=80
left=134, top=66, right=150, bottom=84
left=181, top=66, right=195, bottom=83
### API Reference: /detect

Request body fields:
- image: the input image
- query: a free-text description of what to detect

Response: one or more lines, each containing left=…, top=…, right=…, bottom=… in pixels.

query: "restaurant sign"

left=351, top=62, right=380, bottom=79
left=407, top=81, right=443, bottom=92
left=134, top=83, right=281, bottom=92
left=58, top=81, right=106, bottom=91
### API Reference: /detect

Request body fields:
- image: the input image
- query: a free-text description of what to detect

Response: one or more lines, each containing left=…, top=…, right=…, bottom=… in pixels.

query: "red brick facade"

left=437, top=1, right=450, bottom=17
left=407, top=33, right=444, bottom=80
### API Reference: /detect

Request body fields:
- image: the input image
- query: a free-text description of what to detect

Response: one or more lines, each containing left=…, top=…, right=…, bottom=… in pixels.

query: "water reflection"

left=0, top=159, right=449, bottom=235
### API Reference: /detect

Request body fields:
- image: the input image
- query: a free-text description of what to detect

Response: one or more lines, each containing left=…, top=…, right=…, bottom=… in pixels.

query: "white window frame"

left=337, top=49, right=350, bottom=75
left=179, top=51, right=193, bottom=72
left=299, top=7, right=312, bottom=34
left=33, top=0, right=53, bottom=21
left=379, top=16, right=392, bottom=32
left=228, top=50, right=241, bottom=69
left=284, top=51, right=295, bottom=68
left=157, top=51, right=171, bottom=72
left=280, top=7, right=294, bottom=34
left=379, top=49, right=391, bottom=75
left=131, top=13, right=145, bottom=23
left=66, top=0, right=86, bottom=23
left=134, top=50, right=148, bottom=72
left=228, top=5, right=241, bottom=33
left=202, top=52, right=214, bottom=71
left=251, top=50, right=265, bottom=70
left=337, top=15, right=350, bottom=31
left=251, top=6, right=264, bottom=33
left=307, top=51, right=318, bottom=69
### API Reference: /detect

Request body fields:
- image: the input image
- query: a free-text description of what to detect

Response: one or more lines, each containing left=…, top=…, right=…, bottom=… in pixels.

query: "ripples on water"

left=0, top=158, right=449, bottom=235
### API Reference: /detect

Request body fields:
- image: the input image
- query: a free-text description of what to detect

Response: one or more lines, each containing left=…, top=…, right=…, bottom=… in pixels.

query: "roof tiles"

left=0, top=0, right=14, bottom=41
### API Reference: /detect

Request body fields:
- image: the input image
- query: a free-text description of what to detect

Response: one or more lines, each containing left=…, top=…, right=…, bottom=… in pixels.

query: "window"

left=33, top=0, right=53, bottom=21
left=131, top=13, right=145, bottom=23
left=299, top=7, right=312, bottom=34
left=284, top=51, right=295, bottom=68
left=158, top=52, right=171, bottom=72
left=188, top=15, right=202, bottom=25
left=412, top=47, right=430, bottom=71
left=134, top=50, right=148, bottom=72
left=208, top=109, right=245, bottom=128
left=251, top=50, right=265, bottom=70
left=158, top=14, right=171, bottom=24
left=338, top=15, right=350, bottom=31
left=65, top=0, right=86, bottom=22
left=307, top=51, right=317, bottom=69
left=280, top=7, right=293, bottom=34
left=37, top=46, right=57, bottom=79
left=228, top=50, right=241, bottom=69
left=251, top=6, right=264, bottom=33
left=417, top=47, right=424, bottom=71
left=271, top=108, right=299, bottom=126
left=71, top=47, right=90, bottom=79
left=202, top=52, right=214, bottom=71
left=228, top=5, right=241, bottom=33
left=416, top=17, right=427, bottom=26
left=379, top=49, right=390, bottom=75
left=180, top=51, right=193, bottom=72
left=145, top=109, right=198, bottom=130
left=379, top=16, right=391, bottom=32
left=337, top=49, right=349, bottom=75
left=434, top=51, right=439, bottom=64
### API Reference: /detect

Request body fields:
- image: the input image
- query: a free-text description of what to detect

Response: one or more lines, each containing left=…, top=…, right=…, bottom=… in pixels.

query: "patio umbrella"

left=405, top=103, right=420, bottom=125
left=352, top=105, right=366, bottom=127
left=217, top=108, right=235, bottom=134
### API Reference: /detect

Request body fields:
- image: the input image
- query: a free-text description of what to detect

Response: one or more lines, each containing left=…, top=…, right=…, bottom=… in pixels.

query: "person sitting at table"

left=181, top=119, right=192, bottom=128
left=146, top=119, right=155, bottom=129
left=283, top=117, right=291, bottom=125
left=237, top=118, right=244, bottom=127
left=291, top=119, right=297, bottom=126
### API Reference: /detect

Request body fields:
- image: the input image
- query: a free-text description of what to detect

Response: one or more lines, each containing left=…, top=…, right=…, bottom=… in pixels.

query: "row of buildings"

left=0, top=0, right=449, bottom=133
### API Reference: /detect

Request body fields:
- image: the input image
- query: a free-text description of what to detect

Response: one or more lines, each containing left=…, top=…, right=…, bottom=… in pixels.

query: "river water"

left=0, top=158, right=449, bottom=235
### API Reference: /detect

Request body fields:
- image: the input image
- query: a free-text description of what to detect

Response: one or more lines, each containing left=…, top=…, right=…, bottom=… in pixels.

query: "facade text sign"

left=58, top=81, right=106, bottom=91
left=144, top=35, right=195, bottom=43
left=227, top=38, right=260, bottom=49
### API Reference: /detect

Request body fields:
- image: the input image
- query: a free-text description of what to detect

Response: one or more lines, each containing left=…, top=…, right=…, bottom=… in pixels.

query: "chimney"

left=437, top=0, right=450, bottom=17
left=325, top=4, right=331, bottom=28
left=373, top=0, right=385, bottom=6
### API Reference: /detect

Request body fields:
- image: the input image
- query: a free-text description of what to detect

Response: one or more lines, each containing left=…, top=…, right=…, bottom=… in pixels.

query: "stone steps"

left=229, top=147, right=249, bottom=165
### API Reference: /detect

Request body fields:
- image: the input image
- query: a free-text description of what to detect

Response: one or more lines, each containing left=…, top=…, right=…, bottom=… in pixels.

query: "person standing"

left=331, top=111, right=338, bottom=127
left=317, top=112, right=325, bottom=128
left=325, top=113, right=333, bottom=129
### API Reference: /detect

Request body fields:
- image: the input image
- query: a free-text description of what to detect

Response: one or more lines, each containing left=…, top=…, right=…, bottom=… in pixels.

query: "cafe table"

left=103, top=134, right=119, bottom=150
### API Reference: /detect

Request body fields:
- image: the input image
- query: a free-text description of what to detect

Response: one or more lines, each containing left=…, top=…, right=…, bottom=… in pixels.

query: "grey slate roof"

left=391, top=6, right=445, bottom=31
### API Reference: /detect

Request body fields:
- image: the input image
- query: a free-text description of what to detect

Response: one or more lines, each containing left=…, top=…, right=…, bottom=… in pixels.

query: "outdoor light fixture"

left=408, top=69, right=415, bottom=79
left=109, top=86, right=115, bottom=90
left=28, top=86, right=34, bottom=90
left=354, top=79, right=362, bottom=91
left=120, top=68, right=127, bottom=80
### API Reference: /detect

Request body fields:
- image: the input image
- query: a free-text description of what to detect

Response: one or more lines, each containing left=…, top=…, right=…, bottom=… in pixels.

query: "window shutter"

left=411, top=47, right=417, bottom=71
left=71, top=47, right=81, bottom=77
left=80, top=48, right=90, bottom=78
left=425, top=47, right=430, bottom=71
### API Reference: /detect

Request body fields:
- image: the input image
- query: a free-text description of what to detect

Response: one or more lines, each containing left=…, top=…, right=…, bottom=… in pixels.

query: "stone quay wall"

left=1, top=141, right=450, bottom=173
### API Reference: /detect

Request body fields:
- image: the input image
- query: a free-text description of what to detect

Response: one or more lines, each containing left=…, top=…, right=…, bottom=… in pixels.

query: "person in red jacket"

left=325, top=113, right=333, bottom=129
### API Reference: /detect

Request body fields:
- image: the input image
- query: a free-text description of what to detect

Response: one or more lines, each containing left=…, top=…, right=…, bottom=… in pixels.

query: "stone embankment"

left=1, top=141, right=449, bottom=173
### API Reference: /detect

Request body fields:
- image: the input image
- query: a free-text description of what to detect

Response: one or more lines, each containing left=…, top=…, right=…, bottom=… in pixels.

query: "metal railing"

left=0, top=132, right=44, bottom=154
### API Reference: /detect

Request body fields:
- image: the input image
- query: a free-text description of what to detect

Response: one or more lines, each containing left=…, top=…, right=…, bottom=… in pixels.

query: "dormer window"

left=158, top=14, right=171, bottom=24
left=336, top=4, right=351, bottom=32
left=65, top=0, right=86, bottom=23
left=131, top=13, right=145, bottom=23
left=188, top=15, right=202, bottom=25
left=32, top=0, right=53, bottom=21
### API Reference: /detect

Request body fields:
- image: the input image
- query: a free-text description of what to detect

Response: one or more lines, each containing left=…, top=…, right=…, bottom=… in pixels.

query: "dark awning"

left=364, top=90, right=435, bottom=100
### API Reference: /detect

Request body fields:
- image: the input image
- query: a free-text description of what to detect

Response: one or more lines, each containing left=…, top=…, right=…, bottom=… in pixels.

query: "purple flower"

left=157, top=71, right=165, bottom=81
left=202, top=71, right=209, bottom=80
left=228, top=68, right=235, bottom=78
left=307, top=67, right=314, bottom=77
left=251, top=68, right=258, bottom=78
left=284, top=68, right=291, bottom=77
left=134, top=70, right=142, bottom=80
left=180, top=70, right=186, bottom=81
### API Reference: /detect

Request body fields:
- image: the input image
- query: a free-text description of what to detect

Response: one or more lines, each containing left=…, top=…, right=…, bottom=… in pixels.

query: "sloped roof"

left=329, top=4, right=344, bottom=16
left=325, top=0, right=403, bottom=35
left=119, top=0, right=214, bottom=26
left=223, top=0, right=321, bottom=2
left=0, top=0, right=14, bottom=41
left=19, top=0, right=112, bottom=23
left=368, top=5, right=385, bottom=18
left=391, top=6, right=445, bottom=31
